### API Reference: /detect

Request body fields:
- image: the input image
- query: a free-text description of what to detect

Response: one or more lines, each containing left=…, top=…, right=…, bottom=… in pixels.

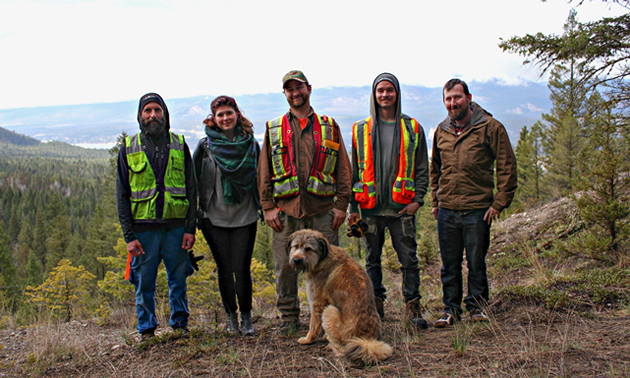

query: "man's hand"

left=398, top=202, right=420, bottom=216
left=265, top=207, right=282, bottom=232
left=182, top=233, right=195, bottom=250
left=331, top=208, right=346, bottom=231
left=348, top=212, right=360, bottom=227
left=431, top=207, right=439, bottom=220
left=127, top=240, right=144, bottom=257
left=484, top=207, right=501, bottom=225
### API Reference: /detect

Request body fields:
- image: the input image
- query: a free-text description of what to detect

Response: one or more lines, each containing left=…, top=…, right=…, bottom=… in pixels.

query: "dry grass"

left=1, top=199, right=629, bottom=377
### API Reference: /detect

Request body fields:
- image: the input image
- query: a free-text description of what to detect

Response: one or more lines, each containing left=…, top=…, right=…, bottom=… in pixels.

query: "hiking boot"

left=241, top=312, right=255, bottom=336
left=470, top=308, right=489, bottom=322
left=172, top=325, right=190, bottom=338
left=434, top=312, right=456, bottom=328
left=279, top=319, right=300, bottom=335
left=140, top=328, right=155, bottom=342
left=405, top=297, right=428, bottom=329
left=227, top=312, right=240, bottom=335
left=375, top=296, right=385, bottom=319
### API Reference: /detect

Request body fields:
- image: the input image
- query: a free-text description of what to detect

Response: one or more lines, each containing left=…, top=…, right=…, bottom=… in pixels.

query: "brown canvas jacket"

left=257, top=109, right=352, bottom=219
left=430, top=103, right=517, bottom=211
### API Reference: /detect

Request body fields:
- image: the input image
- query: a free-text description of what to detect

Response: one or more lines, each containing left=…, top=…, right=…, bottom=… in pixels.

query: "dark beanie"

left=137, top=92, right=170, bottom=128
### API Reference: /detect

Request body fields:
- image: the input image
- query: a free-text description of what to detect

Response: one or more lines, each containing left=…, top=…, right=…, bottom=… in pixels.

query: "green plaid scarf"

left=206, top=126, right=259, bottom=205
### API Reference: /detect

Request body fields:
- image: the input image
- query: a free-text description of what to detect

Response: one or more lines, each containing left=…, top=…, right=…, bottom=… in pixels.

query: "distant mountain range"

left=0, top=80, right=551, bottom=149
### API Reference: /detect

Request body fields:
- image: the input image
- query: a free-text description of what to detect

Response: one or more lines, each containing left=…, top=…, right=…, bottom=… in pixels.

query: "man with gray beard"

left=116, top=93, right=197, bottom=340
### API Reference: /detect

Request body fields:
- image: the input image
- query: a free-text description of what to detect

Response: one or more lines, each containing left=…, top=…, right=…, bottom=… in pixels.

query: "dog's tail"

left=344, top=337, right=393, bottom=366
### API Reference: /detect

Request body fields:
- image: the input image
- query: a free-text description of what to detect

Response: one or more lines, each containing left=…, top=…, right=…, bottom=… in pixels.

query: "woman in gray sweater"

left=193, top=95, right=260, bottom=336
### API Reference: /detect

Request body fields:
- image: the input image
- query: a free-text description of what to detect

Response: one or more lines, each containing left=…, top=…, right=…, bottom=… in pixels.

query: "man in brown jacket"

left=430, top=79, right=517, bottom=327
left=258, top=70, right=352, bottom=333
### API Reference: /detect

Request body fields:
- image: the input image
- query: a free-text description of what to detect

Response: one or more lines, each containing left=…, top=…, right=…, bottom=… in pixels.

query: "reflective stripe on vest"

left=352, top=116, right=419, bottom=209
left=306, top=114, right=338, bottom=196
left=352, top=117, right=376, bottom=209
left=125, top=132, right=189, bottom=220
left=267, top=115, right=299, bottom=198
left=267, top=114, right=339, bottom=198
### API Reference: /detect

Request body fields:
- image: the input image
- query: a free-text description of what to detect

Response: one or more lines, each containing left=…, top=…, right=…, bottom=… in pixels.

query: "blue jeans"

left=437, top=208, right=490, bottom=315
left=364, top=214, right=421, bottom=302
left=130, top=227, right=193, bottom=333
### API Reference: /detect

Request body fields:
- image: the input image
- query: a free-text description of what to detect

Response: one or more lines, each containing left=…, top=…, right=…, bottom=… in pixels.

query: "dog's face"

left=287, top=229, right=329, bottom=272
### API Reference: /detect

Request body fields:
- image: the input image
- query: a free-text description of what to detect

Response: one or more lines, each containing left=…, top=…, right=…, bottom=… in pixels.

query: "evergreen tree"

left=541, top=60, right=598, bottom=197
left=44, top=213, right=72, bottom=273
left=0, top=221, right=16, bottom=293
left=8, top=207, right=21, bottom=243
left=500, top=5, right=630, bottom=113
left=25, top=250, right=44, bottom=287
left=33, top=209, right=47, bottom=270
left=576, top=104, right=630, bottom=262
left=1, top=187, right=13, bottom=225
left=82, top=205, right=118, bottom=280
left=515, top=122, right=545, bottom=205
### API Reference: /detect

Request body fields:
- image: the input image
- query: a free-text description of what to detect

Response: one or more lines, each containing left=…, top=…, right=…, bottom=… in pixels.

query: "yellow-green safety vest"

left=125, top=132, right=189, bottom=220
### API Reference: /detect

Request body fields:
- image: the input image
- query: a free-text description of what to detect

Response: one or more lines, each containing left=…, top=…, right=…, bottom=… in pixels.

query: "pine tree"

left=1, top=187, right=13, bottom=225
left=25, top=250, right=44, bottom=287
left=26, top=259, right=95, bottom=321
left=33, top=209, right=47, bottom=270
left=0, top=221, right=16, bottom=294
left=44, top=214, right=72, bottom=273
left=515, top=122, right=545, bottom=205
left=8, top=207, right=21, bottom=243
left=576, top=104, right=630, bottom=262
left=541, top=60, right=600, bottom=197
left=83, top=205, right=118, bottom=281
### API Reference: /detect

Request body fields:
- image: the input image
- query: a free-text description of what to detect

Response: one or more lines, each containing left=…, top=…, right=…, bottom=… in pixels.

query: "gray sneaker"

left=470, top=309, right=488, bottom=322
left=434, top=312, right=456, bottom=328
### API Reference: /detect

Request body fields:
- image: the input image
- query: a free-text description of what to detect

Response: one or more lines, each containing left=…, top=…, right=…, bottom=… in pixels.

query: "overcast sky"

left=0, top=0, right=625, bottom=110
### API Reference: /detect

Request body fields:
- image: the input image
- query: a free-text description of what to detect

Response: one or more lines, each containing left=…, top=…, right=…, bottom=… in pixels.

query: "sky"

left=0, top=0, right=626, bottom=110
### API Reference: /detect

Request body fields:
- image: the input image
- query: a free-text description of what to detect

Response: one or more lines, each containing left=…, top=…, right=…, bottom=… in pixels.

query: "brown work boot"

left=405, top=297, right=428, bottom=329
left=375, top=296, right=385, bottom=319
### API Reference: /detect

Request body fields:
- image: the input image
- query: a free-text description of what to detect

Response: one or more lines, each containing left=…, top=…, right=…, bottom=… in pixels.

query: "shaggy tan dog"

left=287, top=229, right=393, bottom=366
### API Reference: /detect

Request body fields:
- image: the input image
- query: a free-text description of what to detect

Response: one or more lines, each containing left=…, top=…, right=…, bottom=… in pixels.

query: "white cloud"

left=0, top=0, right=626, bottom=109
left=507, top=107, right=524, bottom=115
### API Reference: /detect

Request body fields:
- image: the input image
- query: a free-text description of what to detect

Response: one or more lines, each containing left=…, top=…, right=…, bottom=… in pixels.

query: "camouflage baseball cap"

left=282, top=70, right=309, bottom=88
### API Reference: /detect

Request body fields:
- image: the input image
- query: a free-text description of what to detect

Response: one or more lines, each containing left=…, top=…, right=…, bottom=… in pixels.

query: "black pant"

left=200, top=219, right=257, bottom=314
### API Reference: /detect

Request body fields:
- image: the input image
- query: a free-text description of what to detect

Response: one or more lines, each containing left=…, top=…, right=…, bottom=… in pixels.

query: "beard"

left=448, top=104, right=469, bottom=122
left=289, top=93, right=309, bottom=109
left=141, top=116, right=166, bottom=139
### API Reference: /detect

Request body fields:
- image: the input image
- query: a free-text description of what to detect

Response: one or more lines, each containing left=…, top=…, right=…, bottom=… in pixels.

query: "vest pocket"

left=131, top=191, right=158, bottom=220
left=169, top=156, right=186, bottom=183
left=163, top=191, right=189, bottom=219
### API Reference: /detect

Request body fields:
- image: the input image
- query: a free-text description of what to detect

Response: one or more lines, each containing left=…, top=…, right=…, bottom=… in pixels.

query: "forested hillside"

left=0, top=129, right=114, bottom=302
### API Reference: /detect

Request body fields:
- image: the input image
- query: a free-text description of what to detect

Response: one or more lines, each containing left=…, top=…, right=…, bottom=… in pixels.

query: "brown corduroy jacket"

left=430, top=103, right=517, bottom=212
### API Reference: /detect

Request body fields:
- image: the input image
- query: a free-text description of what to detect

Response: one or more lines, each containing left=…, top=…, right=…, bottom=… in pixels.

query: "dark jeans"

left=200, top=219, right=257, bottom=314
left=364, top=214, right=421, bottom=302
left=437, top=208, right=491, bottom=315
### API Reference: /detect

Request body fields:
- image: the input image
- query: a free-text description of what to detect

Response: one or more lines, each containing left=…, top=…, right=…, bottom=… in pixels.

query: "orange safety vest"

left=352, top=116, right=419, bottom=209
left=267, top=113, right=339, bottom=198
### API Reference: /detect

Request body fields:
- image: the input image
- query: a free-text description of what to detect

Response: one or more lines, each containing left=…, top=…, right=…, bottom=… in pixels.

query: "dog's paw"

left=298, top=336, right=315, bottom=345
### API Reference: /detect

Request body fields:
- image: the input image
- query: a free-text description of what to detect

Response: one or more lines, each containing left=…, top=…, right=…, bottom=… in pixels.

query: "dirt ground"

left=1, top=302, right=628, bottom=378
left=1, top=198, right=629, bottom=377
